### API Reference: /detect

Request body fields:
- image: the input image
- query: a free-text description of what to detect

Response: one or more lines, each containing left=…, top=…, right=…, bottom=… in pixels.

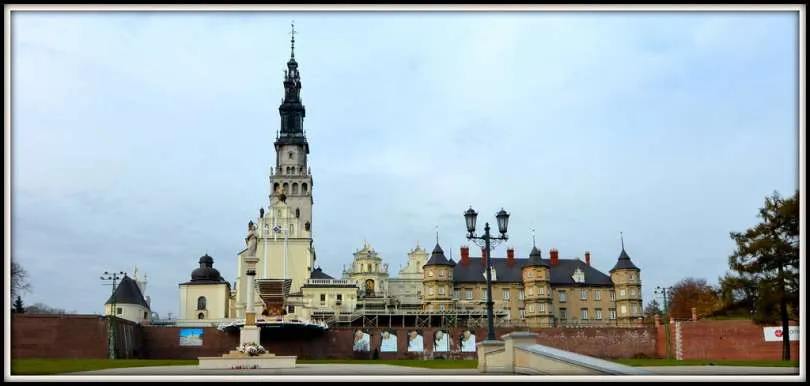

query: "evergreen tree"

left=13, top=296, right=25, bottom=313
left=724, top=190, right=799, bottom=360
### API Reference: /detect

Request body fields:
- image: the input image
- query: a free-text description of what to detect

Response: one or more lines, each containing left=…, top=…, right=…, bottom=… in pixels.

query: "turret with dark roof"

left=182, top=254, right=228, bottom=285
left=424, top=243, right=456, bottom=267
left=610, top=236, right=640, bottom=272
left=523, top=246, right=551, bottom=268
left=105, top=275, right=150, bottom=309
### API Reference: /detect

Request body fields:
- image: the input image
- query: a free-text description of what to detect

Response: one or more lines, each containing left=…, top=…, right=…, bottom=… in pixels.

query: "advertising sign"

left=763, top=326, right=799, bottom=342
left=179, top=328, right=204, bottom=346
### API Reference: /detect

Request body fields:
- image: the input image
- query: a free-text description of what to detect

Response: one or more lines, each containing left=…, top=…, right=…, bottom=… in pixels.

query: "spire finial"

left=289, top=20, right=297, bottom=59
left=531, top=228, right=536, bottom=247
left=435, top=225, right=439, bottom=245
left=620, top=231, right=625, bottom=250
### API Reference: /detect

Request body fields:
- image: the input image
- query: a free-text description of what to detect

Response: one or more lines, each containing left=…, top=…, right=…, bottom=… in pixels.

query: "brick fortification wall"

left=11, top=314, right=141, bottom=359
left=15, top=314, right=795, bottom=361
left=657, top=320, right=800, bottom=361
left=140, top=326, right=655, bottom=360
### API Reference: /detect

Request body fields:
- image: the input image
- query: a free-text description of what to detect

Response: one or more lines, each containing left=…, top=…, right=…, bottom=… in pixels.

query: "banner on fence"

left=763, top=326, right=799, bottom=342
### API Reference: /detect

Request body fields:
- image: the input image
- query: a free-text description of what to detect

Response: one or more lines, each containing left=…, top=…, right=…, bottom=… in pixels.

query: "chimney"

left=584, top=251, right=591, bottom=266
left=506, top=247, right=515, bottom=266
left=481, top=247, right=488, bottom=267
left=550, top=249, right=559, bottom=265
left=654, top=314, right=661, bottom=327
left=691, top=307, right=697, bottom=321
left=460, top=246, right=470, bottom=265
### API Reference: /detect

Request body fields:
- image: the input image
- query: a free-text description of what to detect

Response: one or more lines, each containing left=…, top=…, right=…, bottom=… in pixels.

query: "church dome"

left=190, top=254, right=223, bottom=282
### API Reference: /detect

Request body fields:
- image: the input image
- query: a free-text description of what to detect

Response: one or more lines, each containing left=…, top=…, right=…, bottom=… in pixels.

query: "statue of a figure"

left=259, top=207, right=265, bottom=218
left=245, top=221, right=258, bottom=256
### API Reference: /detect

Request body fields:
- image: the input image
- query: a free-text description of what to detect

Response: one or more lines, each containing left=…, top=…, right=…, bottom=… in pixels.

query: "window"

left=482, top=291, right=488, bottom=301
left=198, top=312, right=205, bottom=319
left=580, top=289, right=588, bottom=300
left=465, top=289, right=473, bottom=300
left=594, top=290, right=601, bottom=301
left=620, top=305, right=627, bottom=315
left=288, top=151, right=294, bottom=159
left=539, top=303, right=545, bottom=313
left=559, top=308, right=567, bottom=320
left=518, top=290, right=525, bottom=300
left=519, top=309, right=526, bottom=319
left=428, top=271, right=434, bottom=277
left=439, top=304, right=445, bottom=311
left=538, top=286, right=545, bottom=295
left=595, top=309, right=603, bottom=320
left=527, top=288, right=534, bottom=296
left=429, top=287, right=435, bottom=296
left=609, top=309, right=617, bottom=320
left=580, top=308, right=589, bottom=320
left=336, top=294, right=343, bottom=305
left=528, top=305, right=534, bottom=313
left=439, top=271, right=445, bottom=277
left=320, top=294, right=326, bottom=305
left=439, top=287, right=445, bottom=296
left=116, top=307, right=122, bottom=315
left=295, top=208, right=300, bottom=218
left=454, top=289, right=460, bottom=299
left=197, top=296, right=207, bottom=310
left=620, top=288, right=626, bottom=297
left=572, top=268, right=585, bottom=283
left=609, top=291, right=616, bottom=301
left=630, top=288, right=637, bottom=296
left=502, top=289, right=510, bottom=300
left=559, top=291, right=567, bottom=303
left=632, top=304, right=639, bottom=315
left=528, top=271, right=534, bottom=278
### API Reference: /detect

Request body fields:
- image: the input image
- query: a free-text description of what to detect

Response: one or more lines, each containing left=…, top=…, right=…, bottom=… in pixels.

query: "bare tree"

left=11, top=259, right=31, bottom=299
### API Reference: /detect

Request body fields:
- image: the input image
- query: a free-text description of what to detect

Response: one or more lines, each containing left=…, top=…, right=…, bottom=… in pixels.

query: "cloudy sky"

left=10, top=9, right=798, bottom=318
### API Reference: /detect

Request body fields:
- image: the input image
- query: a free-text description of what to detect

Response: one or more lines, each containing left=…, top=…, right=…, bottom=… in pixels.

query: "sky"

left=9, top=9, right=800, bottom=318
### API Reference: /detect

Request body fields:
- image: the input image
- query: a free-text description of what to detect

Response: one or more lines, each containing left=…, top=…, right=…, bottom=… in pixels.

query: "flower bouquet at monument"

left=237, top=342, right=267, bottom=356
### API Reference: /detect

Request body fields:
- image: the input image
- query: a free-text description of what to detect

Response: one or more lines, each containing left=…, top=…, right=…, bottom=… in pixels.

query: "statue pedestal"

left=240, top=325, right=260, bottom=346
left=198, top=324, right=297, bottom=370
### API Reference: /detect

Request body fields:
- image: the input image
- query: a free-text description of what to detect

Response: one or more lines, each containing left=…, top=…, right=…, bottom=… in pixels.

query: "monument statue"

left=259, top=207, right=265, bottom=218
left=246, top=221, right=258, bottom=256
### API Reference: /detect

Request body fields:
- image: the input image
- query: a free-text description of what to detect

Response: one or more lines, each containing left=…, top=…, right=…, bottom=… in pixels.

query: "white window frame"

left=465, top=289, right=473, bottom=300
left=502, top=289, right=510, bottom=300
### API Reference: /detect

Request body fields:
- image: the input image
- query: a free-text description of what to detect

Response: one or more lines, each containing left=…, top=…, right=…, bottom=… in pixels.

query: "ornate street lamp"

left=464, top=206, right=510, bottom=341
left=101, top=271, right=125, bottom=360
left=655, top=285, right=674, bottom=359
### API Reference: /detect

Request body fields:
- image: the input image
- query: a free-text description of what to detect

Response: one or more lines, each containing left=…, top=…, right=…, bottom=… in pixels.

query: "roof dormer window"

left=572, top=267, right=585, bottom=284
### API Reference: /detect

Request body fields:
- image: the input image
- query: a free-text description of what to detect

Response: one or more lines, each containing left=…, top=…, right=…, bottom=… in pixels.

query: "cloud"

left=10, top=10, right=798, bottom=316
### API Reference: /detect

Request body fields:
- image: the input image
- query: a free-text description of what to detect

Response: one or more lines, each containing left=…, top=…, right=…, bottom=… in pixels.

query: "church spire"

left=276, top=21, right=308, bottom=150
left=289, top=21, right=296, bottom=59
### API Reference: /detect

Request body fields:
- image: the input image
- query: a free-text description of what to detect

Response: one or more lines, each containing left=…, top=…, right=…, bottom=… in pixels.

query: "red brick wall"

left=16, top=314, right=793, bottom=361
left=656, top=320, right=800, bottom=361
left=140, top=326, right=239, bottom=359
left=12, top=314, right=111, bottom=359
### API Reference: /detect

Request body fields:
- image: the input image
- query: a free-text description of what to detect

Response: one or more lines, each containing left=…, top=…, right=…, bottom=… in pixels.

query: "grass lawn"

left=611, top=358, right=800, bottom=368
left=298, top=359, right=478, bottom=369
left=11, top=359, right=198, bottom=375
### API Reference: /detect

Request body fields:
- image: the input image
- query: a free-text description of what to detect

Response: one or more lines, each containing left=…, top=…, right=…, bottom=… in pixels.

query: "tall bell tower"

left=269, top=22, right=313, bottom=235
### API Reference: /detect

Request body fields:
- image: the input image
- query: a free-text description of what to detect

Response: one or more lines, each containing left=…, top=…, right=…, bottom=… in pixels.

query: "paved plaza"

left=64, top=364, right=800, bottom=377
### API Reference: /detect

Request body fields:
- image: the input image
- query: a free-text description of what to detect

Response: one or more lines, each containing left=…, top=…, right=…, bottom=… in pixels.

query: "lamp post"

left=464, top=207, right=510, bottom=341
left=655, top=286, right=673, bottom=359
left=101, top=271, right=125, bottom=360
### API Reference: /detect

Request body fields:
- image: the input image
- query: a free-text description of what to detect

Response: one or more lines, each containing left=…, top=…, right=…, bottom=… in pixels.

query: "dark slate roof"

left=524, top=246, right=551, bottom=268
left=105, top=275, right=150, bottom=309
left=610, top=248, right=640, bottom=272
left=424, top=244, right=456, bottom=267
left=310, top=267, right=334, bottom=280
left=454, top=257, right=613, bottom=286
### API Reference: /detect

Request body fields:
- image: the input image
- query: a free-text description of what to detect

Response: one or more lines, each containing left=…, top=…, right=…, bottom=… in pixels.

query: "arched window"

left=299, top=166, right=304, bottom=175
left=197, top=296, right=207, bottom=310
left=292, top=183, right=299, bottom=194
left=288, top=151, right=294, bottom=160
left=302, top=183, right=308, bottom=195
left=295, top=208, right=300, bottom=218
left=273, top=183, right=280, bottom=193
left=304, top=222, right=311, bottom=231
left=367, top=263, right=372, bottom=272
left=198, top=312, right=205, bottom=319
left=282, top=183, right=289, bottom=193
